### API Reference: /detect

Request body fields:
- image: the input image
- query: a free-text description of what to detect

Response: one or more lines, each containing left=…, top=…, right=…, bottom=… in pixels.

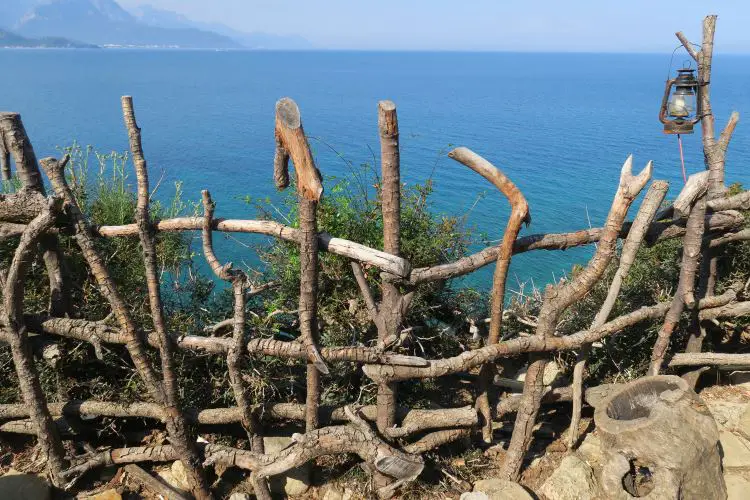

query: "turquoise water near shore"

left=0, top=50, right=748, bottom=288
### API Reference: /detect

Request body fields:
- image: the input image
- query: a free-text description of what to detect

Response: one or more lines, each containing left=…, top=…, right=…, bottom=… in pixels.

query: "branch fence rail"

left=0, top=15, right=746, bottom=499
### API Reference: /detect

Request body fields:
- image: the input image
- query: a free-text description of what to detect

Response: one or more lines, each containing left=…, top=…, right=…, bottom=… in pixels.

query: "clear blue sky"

left=119, top=0, right=750, bottom=52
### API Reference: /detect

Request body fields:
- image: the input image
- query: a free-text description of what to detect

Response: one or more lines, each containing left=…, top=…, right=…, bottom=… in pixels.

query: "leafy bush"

left=251, top=168, right=485, bottom=407
left=2, top=142, right=749, bottom=424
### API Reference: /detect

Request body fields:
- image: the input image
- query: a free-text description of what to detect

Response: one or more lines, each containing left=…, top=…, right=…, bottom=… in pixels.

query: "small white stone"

left=472, top=478, right=533, bottom=499
left=725, top=471, right=750, bottom=500
left=228, top=493, right=251, bottom=500
left=263, top=436, right=311, bottom=496
left=157, top=460, right=191, bottom=496
left=539, top=454, right=599, bottom=500
left=514, top=361, right=560, bottom=386
left=719, top=430, right=750, bottom=468
left=460, top=493, right=489, bottom=500
left=320, top=484, right=345, bottom=500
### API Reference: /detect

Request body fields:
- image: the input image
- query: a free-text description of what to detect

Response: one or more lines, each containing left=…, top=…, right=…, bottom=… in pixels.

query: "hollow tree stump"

left=594, top=375, right=726, bottom=499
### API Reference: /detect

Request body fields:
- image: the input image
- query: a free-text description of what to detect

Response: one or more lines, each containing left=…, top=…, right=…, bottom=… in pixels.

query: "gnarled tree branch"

left=2, top=197, right=67, bottom=484
left=568, top=179, right=668, bottom=448
left=122, top=96, right=211, bottom=499
left=447, top=147, right=530, bottom=444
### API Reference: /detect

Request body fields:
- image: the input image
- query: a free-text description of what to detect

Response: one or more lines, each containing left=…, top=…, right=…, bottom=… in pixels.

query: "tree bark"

left=498, top=157, right=652, bottom=480
left=2, top=197, right=67, bottom=484
left=274, top=98, right=327, bottom=437
left=41, top=157, right=214, bottom=496
left=568, top=180, right=668, bottom=448
left=376, top=100, right=403, bottom=436
left=122, top=96, right=212, bottom=500
left=0, top=131, right=9, bottom=181
left=21, top=282, right=744, bottom=383
left=60, top=407, right=425, bottom=499
left=447, top=147, right=530, bottom=443
left=675, top=16, right=741, bottom=388
left=408, top=210, right=742, bottom=284
left=200, top=189, right=271, bottom=500
left=650, top=190, right=707, bottom=375
left=0, top=401, right=478, bottom=438
left=0, top=112, right=68, bottom=316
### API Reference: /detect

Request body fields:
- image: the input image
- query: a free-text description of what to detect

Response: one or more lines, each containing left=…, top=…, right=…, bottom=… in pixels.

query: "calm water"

left=1, top=50, right=749, bottom=289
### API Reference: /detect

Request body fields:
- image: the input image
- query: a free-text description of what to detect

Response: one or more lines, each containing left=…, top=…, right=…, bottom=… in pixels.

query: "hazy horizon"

left=117, top=1, right=750, bottom=53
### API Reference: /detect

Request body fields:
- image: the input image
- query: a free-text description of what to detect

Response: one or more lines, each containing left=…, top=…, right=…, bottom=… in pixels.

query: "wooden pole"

left=376, top=100, right=402, bottom=434
left=446, top=147, right=530, bottom=444
left=2, top=198, right=67, bottom=485
left=274, top=98, right=328, bottom=435
left=675, top=16, right=741, bottom=386
left=499, top=157, right=651, bottom=480
left=122, top=96, right=212, bottom=499
left=0, top=112, right=69, bottom=317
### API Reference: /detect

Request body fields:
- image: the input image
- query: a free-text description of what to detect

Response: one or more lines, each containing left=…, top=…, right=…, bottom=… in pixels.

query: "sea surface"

left=0, top=50, right=748, bottom=290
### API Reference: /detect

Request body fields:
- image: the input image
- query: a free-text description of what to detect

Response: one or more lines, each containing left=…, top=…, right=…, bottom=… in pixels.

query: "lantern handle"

left=664, top=44, right=699, bottom=81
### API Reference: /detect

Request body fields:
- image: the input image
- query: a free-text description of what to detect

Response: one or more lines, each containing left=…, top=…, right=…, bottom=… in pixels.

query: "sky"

left=116, top=1, right=750, bottom=52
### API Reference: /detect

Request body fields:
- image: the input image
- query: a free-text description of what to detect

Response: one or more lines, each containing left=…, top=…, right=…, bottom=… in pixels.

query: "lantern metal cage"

left=659, top=67, right=701, bottom=134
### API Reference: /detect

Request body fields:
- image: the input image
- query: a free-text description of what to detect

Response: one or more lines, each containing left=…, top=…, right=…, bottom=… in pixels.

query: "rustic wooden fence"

left=0, top=15, right=748, bottom=499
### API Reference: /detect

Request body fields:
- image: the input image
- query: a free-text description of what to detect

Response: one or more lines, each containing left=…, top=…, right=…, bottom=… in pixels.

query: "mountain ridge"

left=0, top=28, right=98, bottom=48
left=129, top=4, right=313, bottom=49
left=1, top=0, right=309, bottom=49
left=14, top=0, right=241, bottom=48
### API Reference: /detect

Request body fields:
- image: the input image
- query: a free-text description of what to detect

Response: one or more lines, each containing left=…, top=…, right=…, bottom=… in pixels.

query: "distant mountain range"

left=0, top=0, right=311, bottom=49
left=130, top=5, right=312, bottom=50
left=0, top=28, right=98, bottom=48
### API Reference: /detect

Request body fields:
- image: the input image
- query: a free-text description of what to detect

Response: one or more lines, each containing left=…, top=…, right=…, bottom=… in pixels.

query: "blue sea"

left=0, top=50, right=748, bottom=289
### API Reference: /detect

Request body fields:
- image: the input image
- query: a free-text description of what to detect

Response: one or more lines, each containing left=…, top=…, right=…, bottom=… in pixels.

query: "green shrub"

left=2, top=142, right=749, bottom=422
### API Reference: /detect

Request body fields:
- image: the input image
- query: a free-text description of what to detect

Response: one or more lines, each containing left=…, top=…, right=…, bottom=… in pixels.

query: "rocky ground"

left=459, top=383, right=750, bottom=500
left=1, top=383, right=749, bottom=499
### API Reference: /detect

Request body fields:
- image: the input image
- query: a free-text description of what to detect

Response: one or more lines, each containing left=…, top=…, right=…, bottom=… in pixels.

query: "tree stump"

left=594, top=375, right=726, bottom=499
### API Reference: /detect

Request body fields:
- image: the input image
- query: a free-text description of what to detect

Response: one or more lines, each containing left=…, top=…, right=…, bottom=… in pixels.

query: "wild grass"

left=1, top=143, right=749, bottom=474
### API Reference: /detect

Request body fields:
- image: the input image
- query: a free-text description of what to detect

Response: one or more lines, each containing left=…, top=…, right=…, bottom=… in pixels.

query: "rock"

left=706, top=400, right=748, bottom=430
left=228, top=493, right=251, bottom=500
left=515, top=361, right=560, bottom=386
left=80, top=490, right=122, bottom=500
left=725, top=471, right=750, bottom=500
left=41, top=343, right=62, bottom=367
left=729, top=371, right=750, bottom=387
left=320, top=484, right=346, bottom=500
left=472, top=478, right=533, bottom=499
left=157, top=460, right=191, bottom=496
left=595, top=376, right=725, bottom=499
left=738, top=404, right=750, bottom=438
left=263, top=436, right=311, bottom=496
left=719, top=430, right=750, bottom=468
left=0, top=474, right=50, bottom=500
left=577, top=432, right=604, bottom=468
left=460, top=493, right=489, bottom=500
left=583, top=383, right=622, bottom=409
left=538, top=454, right=598, bottom=500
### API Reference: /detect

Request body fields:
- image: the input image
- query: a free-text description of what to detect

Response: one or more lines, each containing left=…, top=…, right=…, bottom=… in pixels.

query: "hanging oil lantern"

left=659, top=68, right=701, bottom=134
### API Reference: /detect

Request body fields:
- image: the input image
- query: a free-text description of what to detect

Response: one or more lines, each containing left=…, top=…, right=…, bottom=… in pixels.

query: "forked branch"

left=499, top=156, right=652, bottom=480
left=447, top=146, right=530, bottom=443
left=275, top=98, right=328, bottom=437
left=568, top=180, right=668, bottom=447
left=122, top=95, right=212, bottom=499
left=2, top=197, right=67, bottom=484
